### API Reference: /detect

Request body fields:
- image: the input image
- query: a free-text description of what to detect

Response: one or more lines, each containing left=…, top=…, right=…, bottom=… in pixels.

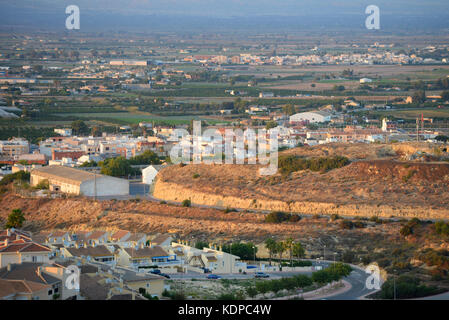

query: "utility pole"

left=94, top=171, right=97, bottom=201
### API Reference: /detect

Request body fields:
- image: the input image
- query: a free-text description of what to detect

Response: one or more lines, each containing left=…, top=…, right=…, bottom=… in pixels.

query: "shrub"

left=0, top=171, right=30, bottom=186
left=5, top=209, right=25, bottom=229
left=379, top=275, right=442, bottom=299
left=402, top=170, right=417, bottom=183
left=434, top=221, right=449, bottom=236
left=400, top=225, right=413, bottom=237
left=182, top=199, right=191, bottom=207
left=278, top=155, right=350, bottom=175
left=192, top=173, right=200, bottom=179
left=339, top=219, right=354, bottom=229
left=330, top=214, right=340, bottom=221
left=265, top=211, right=301, bottom=223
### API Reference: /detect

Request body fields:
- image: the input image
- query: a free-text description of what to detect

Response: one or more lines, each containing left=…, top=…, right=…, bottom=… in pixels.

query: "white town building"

left=289, top=111, right=332, bottom=124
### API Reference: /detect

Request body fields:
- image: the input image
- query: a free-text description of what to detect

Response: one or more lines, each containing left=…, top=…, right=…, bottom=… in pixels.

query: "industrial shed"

left=30, top=166, right=129, bottom=197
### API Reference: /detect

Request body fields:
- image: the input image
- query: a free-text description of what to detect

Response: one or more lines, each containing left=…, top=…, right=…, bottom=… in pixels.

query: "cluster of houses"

left=182, top=49, right=439, bottom=66
left=0, top=228, right=250, bottom=300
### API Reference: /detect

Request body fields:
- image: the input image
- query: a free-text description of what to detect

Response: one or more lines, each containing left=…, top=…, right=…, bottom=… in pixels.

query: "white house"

left=142, top=165, right=163, bottom=185
left=360, top=78, right=373, bottom=83
left=290, top=111, right=332, bottom=124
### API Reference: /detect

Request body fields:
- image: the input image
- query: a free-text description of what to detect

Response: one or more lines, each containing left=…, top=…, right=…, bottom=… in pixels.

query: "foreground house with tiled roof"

left=0, top=262, right=62, bottom=300
left=61, top=245, right=115, bottom=264
left=115, top=245, right=178, bottom=271
left=0, top=239, right=52, bottom=268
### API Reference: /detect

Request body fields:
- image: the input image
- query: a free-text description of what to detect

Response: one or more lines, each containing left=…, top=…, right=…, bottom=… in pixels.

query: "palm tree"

left=276, top=241, right=287, bottom=270
left=285, top=237, right=294, bottom=267
left=264, top=238, right=277, bottom=266
left=293, top=242, right=305, bottom=262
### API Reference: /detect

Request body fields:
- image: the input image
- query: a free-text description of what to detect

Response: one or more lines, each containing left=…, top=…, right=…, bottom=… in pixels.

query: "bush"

left=162, top=290, right=186, bottom=300
left=224, top=207, right=237, bottom=213
left=255, top=274, right=313, bottom=295
left=400, top=225, right=413, bottom=237
left=192, top=173, right=200, bottom=179
left=35, top=179, right=49, bottom=190
left=0, top=171, right=30, bottom=186
left=182, top=199, right=191, bottom=207
left=312, top=263, right=352, bottom=284
left=379, top=275, right=442, bottom=299
left=339, top=219, right=354, bottom=229
left=265, top=211, right=301, bottom=223
left=330, top=214, right=340, bottom=221
left=278, top=155, right=350, bottom=175
left=5, top=209, right=25, bottom=229
left=434, top=221, right=449, bottom=236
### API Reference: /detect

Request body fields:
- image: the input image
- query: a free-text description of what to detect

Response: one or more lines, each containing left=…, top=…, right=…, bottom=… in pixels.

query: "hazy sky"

left=1, top=0, right=449, bottom=32
left=3, top=0, right=449, bottom=16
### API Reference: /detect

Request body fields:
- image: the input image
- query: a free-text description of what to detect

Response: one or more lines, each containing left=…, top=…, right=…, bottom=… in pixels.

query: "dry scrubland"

left=154, top=143, right=449, bottom=220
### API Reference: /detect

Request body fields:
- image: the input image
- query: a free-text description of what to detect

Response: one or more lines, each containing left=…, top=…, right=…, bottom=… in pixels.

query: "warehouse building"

left=289, top=111, right=332, bottom=124
left=30, top=166, right=129, bottom=197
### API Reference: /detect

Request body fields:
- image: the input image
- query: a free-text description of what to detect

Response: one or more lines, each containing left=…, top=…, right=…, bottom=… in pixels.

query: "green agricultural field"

left=56, top=112, right=230, bottom=125
left=372, top=107, right=449, bottom=119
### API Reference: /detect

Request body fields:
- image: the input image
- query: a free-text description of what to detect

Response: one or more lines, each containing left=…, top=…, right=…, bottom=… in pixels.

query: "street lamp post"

left=393, top=269, right=397, bottom=300
left=253, top=246, right=257, bottom=271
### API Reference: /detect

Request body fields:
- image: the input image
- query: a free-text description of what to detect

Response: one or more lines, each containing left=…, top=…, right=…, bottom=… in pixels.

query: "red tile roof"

left=0, top=241, right=51, bottom=253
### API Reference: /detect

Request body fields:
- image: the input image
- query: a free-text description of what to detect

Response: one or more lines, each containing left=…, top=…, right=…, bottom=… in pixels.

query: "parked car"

left=254, top=272, right=269, bottom=278
left=150, top=269, right=161, bottom=274
left=207, top=274, right=221, bottom=279
left=159, top=273, right=171, bottom=279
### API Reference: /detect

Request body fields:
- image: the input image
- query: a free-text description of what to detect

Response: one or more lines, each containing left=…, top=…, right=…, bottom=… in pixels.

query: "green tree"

left=441, top=90, right=449, bottom=102
left=91, top=126, right=102, bottom=137
left=5, top=209, right=25, bottom=229
left=129, top=150, right=161, bottom=165
left=282, top=104, right=296, bottom=116
left=293, top=242, right=306, bottom=261
left=265, top=121, right=278, bottom=130
left=100, top=157, right=132, bottom=177
left=276, top=241, right=287, bottom=268
left=285, top=237, right=294, bottom=267
left=412, top=90, right=426, bottom=104
left=265, top=238, right=277, bottom=266
left=71, top=120, right=89, bottom=136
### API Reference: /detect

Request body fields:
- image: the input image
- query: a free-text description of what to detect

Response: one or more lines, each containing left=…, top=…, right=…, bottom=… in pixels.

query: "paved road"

left=165, top=261, right=377, bottom=300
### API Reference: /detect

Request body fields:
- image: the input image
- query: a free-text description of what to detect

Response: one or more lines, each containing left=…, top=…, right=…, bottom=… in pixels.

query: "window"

left=146, top=283, right=150, bottom=288
left=48, top=290, right=53, bottom=295
left=54, top=287, right=59, bottom=293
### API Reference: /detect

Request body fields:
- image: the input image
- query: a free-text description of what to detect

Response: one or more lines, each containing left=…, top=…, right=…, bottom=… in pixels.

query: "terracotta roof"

left=87, top=231, right=108, bottom=240
left=49, top=231, right=69, bottom=238
left=0, top=240, right=51, bottom=253
left=127, top=233, right=146, bottom=242
left=111, top=230, right=130, bottom=241
left=124, top=246, right=168, bottom=259
left=151, top=234, right=171, bottom=245
left=65, top=245, right=113, bottom=258
left=0, top=279, right=49, bottom=298
left=0, top=263, right=61, bottom=286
